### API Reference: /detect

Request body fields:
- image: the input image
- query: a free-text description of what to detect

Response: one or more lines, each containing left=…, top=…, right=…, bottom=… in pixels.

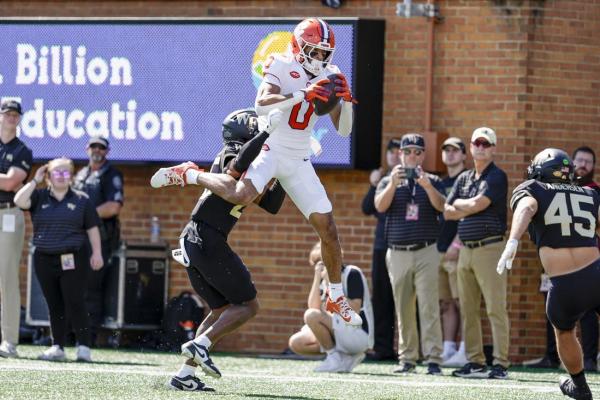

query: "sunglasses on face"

left=50, top=170, right=71, bottom=179
left=89, top=144, right=107, bottom=150
left=471, top=140, right=493, bottom=148
left=402, top=148, right=423, bottom=156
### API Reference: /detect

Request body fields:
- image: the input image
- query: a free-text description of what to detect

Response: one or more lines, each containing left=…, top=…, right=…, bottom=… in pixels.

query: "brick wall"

left=7, top=0, right=600, bottom=361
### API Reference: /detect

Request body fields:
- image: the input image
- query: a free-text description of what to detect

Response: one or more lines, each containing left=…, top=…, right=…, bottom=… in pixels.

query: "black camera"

left=404, top=167, right=417, bottom=179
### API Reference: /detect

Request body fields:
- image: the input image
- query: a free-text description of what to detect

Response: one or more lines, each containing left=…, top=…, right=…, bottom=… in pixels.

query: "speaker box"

left=25, top=242, right=169, bottom=331
left=103, top=242, right=169, bottom=330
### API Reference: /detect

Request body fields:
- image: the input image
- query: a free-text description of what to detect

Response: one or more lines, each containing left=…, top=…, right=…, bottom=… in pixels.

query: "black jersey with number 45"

left=191, top=142, right=285, bottom=237
left=511, top=179, right=600, bottom=249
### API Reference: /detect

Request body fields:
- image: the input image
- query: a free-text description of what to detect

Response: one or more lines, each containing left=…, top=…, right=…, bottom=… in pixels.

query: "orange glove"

left=303, top=78, right=331, bottom=102
left=334, top=74, right=358, bottom=104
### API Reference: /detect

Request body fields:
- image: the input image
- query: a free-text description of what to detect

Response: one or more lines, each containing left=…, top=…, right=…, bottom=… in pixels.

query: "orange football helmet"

left=291, top=18, right=336, bottom=76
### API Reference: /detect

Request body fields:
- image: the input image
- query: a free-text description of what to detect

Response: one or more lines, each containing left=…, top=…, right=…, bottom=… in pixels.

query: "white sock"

left=329, top=282, right=344, bottom=300
left=176, top=363, right=196, bottom=378
left=457, top=341, right=465, bottom=353
left=325, top=348, right=335, bottom=355
left=443, top=341, right=457, bottom=354
left=185, top=168, right=201, bottom=184
left=193, top=334, right=212, bottom=349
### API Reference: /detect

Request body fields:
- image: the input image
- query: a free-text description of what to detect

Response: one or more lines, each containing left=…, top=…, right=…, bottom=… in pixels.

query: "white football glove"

left=497, top=239, right=519, bottom=275
left=257, top=108, right=283, bottom=135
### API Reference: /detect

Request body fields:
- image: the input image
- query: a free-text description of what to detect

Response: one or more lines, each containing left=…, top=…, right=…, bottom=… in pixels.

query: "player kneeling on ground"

left=288, top=242, right=374, bottom=373
left=152, top=108, right=285, bottom=392
left=497, top=148, right=600, bottom=400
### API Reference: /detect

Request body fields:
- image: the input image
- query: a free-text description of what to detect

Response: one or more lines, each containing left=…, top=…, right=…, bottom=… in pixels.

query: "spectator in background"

left=14, top=157, right=103, bottom=362
left=361, top=138, right=401, bottom=361
left=444, top=127, right=510, bottom=379
left=436, top=137, right=469, bottom=367
left=0, top=100, right=33, bottom=358
left=73, top=137, right=124, bottom=344
left=375, top=133, right=446, bottom=375
left=572, top=146, right=600, bottom=372
left=288, top=242, right=374, bottom=373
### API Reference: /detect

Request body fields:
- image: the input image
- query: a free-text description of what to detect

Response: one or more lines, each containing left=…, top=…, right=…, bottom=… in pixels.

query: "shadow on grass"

left=243, top=394, right=327, bottom=400
left=22, top=357, right=158, bottom=367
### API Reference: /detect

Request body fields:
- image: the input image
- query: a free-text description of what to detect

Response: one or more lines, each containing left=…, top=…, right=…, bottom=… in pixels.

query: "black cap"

left=400, top=133, right=425, bottom=150
left=441, top=137, right=466, bottom=153
left=387, top=138, right=402, bottom=151
left=88, top=137, right=109, bottom=148
left=0, top=100, right=23, bottom=115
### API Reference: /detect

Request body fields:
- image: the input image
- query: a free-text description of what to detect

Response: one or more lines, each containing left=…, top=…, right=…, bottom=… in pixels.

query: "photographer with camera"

left=374, top=133, right=446, bottom=375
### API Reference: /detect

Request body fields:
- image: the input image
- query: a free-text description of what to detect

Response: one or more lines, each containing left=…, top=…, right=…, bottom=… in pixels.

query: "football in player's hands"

left=313, top=74, right=341, bottom=116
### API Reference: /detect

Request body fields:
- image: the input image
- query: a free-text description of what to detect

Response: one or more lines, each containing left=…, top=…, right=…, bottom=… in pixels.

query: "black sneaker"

left=365, top=351, right=397, bottom=362
left=527, top=356, right=559, bottom=369
left=488, top=364, right=508, bottom=379
left=393, top=362, right=416, bottom=374
left=181, top=340, right=222, bottom=379
left=452, top=362, right=489, bottom=378
left=167, top=375, right=215, bottom=392
left=559, top=377, right=592, bottom=400
left=427, top=363, right=442, bottom=376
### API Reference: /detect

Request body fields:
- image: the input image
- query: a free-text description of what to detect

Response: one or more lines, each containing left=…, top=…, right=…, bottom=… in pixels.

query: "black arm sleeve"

left=232, top=130, right=270, bottom=173
left=258, top=180, right=286, bottom=214
left=346, top=269, right=364, bottom=300
left=361, top=185, right=377, bottom=216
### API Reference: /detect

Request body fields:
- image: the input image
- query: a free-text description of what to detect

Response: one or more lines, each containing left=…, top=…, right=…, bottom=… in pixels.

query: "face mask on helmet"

left=221, top=108, right=259, bottom=145
left=527, top=148, right=574, bottom=183
left=292, top=18, right=336, bottom=76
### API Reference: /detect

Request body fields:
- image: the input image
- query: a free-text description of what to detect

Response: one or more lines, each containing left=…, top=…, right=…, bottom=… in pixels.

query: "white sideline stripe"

left=0, top=363, right=559, bottom=393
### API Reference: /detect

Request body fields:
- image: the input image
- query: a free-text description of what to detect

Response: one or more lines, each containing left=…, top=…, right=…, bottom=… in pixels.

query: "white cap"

left=471, top=127, right=496, bottom=145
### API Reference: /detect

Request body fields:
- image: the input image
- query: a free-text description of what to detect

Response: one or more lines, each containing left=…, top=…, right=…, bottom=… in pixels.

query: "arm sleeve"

left=101, top=169, right=124, bottom=204
left=361, top=185, right=377, bottom=216
left=345, top=268, right=364, bottom=300
left=83, top=196, right=101, bottom=229
left=510, top=180, right=536, bottom=211
left=27, top=189, right=40, bottom=214
left=258, top=180, right=286, bottom=214
left=482, top=169, right=508, bottom=203
left=232, top=130, right=269, bottom=173
left=14, top=147, right=33, bottom=176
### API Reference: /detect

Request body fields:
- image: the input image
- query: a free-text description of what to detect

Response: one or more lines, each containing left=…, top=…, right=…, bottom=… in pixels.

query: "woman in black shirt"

left=15, top=157, right=103, bottom=362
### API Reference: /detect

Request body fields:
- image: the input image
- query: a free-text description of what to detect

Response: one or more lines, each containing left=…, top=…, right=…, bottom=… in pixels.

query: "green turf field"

left=0, top=345, right=595, bottom=399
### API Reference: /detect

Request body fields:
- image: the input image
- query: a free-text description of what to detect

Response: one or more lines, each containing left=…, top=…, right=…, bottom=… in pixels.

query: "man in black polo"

left=374, top=133, right=446, bottom=375
left=444, top=127, right=509, bottom=379
left=73, top=137, right=124, bottom=343
left=0, top=100, right=33, bottom=358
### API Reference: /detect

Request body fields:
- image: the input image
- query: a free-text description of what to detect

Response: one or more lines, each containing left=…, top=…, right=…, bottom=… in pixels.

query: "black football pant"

left=34, top=248, right=91, bottom=348
left=370, top=248, right=396, bottom=356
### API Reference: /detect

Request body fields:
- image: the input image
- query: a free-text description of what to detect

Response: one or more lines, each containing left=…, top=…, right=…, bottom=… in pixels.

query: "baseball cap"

left=441, top=137, right=466, bottom=153
left=471, top=127, right=497, bottom=145
left=88, top=137, right=109, bottom=148
left=400, top=133, right=425, bottom=150
left=0, top=100, right=23, bottom=115
left=387, top=138, right=402, bottom=151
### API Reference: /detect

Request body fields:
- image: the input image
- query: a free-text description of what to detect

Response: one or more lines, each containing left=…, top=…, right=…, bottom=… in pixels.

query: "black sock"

left=570, top=369, right=588, bottom=388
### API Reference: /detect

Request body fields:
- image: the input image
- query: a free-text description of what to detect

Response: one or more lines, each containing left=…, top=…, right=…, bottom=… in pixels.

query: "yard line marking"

left=0, top=362, right=559, bottom=393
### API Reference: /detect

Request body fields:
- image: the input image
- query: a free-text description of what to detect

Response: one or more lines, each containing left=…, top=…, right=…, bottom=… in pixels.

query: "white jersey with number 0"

left=257, top=53, right=340, bottom=158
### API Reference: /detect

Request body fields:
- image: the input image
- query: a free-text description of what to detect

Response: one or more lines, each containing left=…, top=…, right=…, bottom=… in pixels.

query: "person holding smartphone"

left=14, top=157, right=103, bottom=362
left=374, top=133, right=447, bottom=375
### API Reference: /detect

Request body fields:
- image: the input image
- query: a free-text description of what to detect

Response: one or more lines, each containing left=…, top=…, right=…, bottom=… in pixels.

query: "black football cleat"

left=559, top=377, right=592, bottom=400
left=181, top=340, right=222, bottom=379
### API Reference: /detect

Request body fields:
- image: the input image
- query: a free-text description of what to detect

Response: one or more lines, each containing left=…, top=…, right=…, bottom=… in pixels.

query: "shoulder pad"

left=510, top=179, right=538, bottom=211
left=263, top=53, right=291, bottom=79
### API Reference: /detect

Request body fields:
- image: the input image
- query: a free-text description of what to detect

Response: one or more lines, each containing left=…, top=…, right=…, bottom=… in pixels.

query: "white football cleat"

left=38, top=345, right=66, bottom=361
left=150, top=162, right=202, bottom=188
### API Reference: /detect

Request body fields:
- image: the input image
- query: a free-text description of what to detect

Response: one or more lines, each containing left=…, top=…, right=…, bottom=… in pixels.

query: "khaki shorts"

left=439, top=260, right=458, bottom=301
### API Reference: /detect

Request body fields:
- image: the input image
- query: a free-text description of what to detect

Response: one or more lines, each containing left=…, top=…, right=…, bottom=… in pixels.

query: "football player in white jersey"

left=151, top=18, right=361, bottom=326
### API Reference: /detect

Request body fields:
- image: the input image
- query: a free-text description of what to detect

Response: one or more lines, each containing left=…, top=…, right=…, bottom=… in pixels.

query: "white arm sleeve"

left=255, top=90, right=304, bottom=116
left=337, top=101, right=353, bottom=137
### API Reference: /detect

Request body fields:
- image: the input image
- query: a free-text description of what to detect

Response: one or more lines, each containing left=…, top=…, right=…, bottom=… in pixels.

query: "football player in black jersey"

left=497, top=148, right=600, bottom=400
left=156, top=109, right=285, bottom=392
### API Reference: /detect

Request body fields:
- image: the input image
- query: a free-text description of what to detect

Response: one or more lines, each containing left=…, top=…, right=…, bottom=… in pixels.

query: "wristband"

left=32, top=178, right=40, bottom=185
